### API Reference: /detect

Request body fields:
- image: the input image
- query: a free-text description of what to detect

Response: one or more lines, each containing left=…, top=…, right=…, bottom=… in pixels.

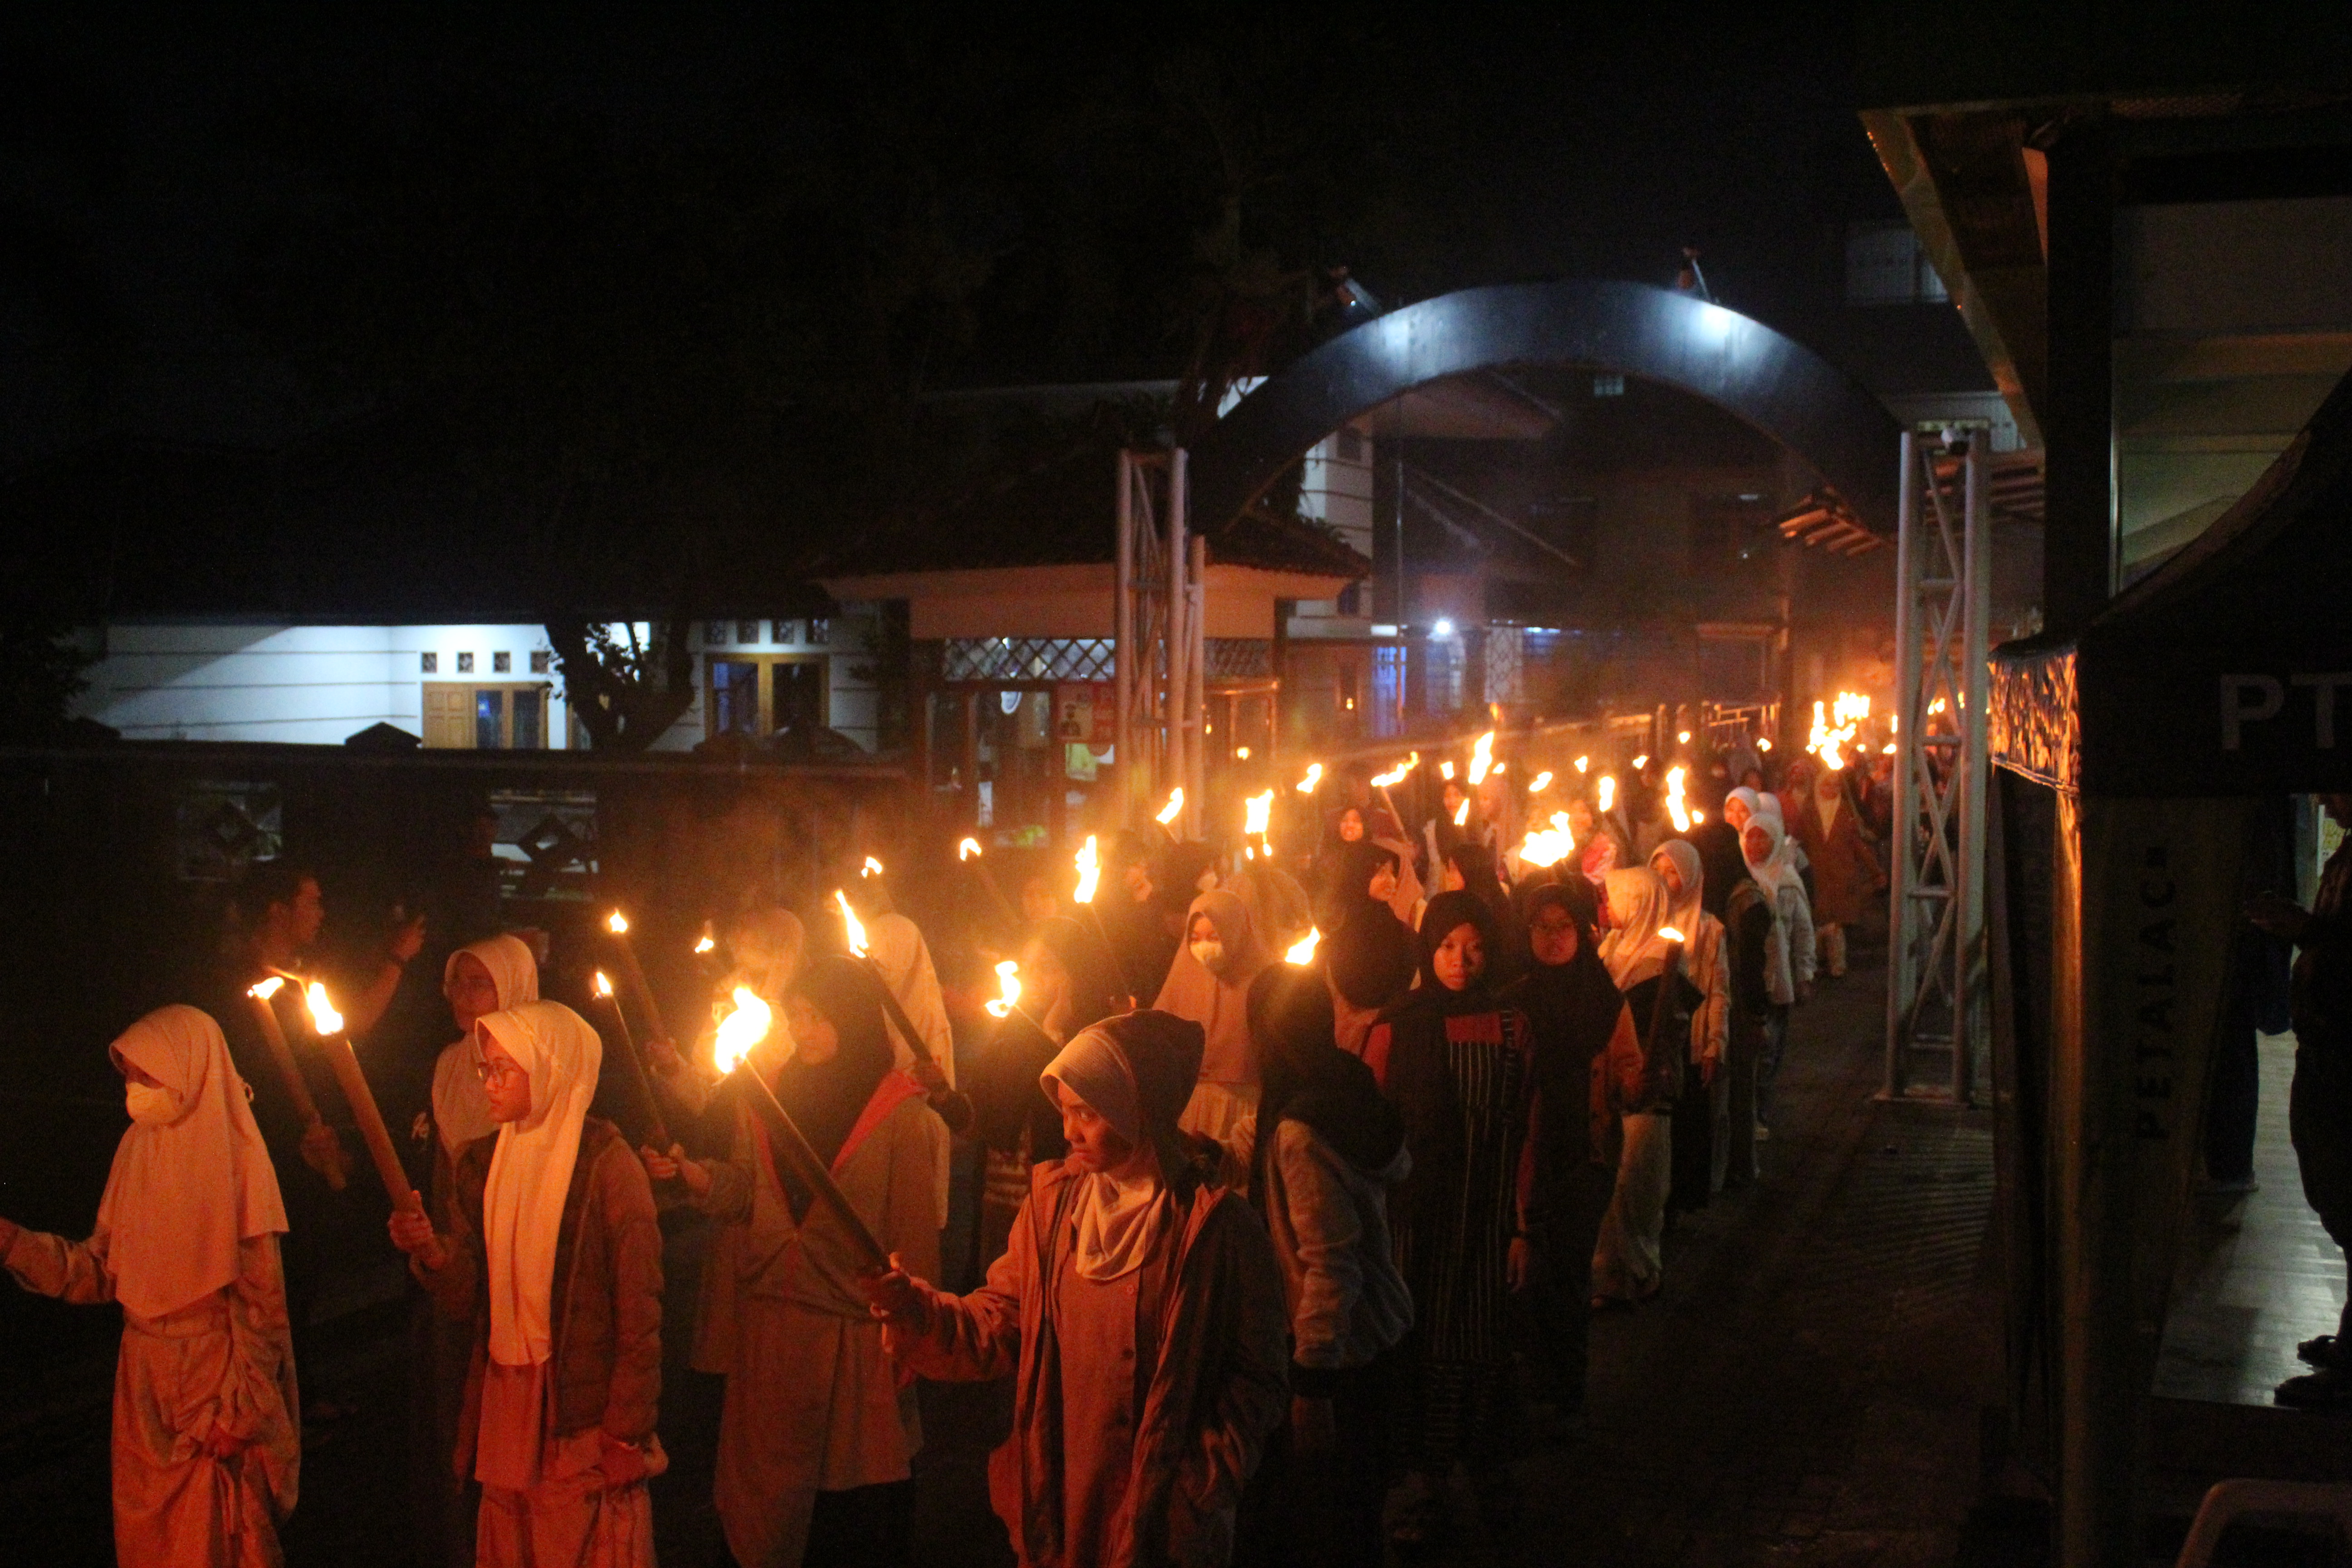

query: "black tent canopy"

left=1992, top=369, right=2352, bottom=798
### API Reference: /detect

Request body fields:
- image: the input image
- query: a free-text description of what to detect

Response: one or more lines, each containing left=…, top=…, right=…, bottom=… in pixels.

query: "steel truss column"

left=1113, top=449, right=1200, bottom=828
left=1883, top=427, right=1991, bottom=1104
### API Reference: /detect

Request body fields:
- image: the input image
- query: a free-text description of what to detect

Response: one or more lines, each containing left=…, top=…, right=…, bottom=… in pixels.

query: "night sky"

left=3, top=4, right=1925, bottom=474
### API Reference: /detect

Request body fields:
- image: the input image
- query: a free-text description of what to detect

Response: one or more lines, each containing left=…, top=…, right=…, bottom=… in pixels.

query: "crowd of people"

left=0, top=735, right=1896, bottom=1568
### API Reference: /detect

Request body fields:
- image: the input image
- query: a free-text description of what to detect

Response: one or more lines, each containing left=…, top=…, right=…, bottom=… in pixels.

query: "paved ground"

left=0, top=931, right=2005, bottom=1567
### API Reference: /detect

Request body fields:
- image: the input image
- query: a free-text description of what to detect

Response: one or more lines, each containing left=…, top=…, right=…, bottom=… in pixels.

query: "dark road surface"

left=0, top=932, right=2002, bottom=1567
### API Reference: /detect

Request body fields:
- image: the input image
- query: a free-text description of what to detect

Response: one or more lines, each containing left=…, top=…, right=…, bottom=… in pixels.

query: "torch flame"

left=1573, top=755, right=1590, bottom=774
left=1809, top=691, right=1872, bottom=770
left=247, top=977, right=285, bottom=1002
left=1244, top=789, right=1273, bottom=838
left=862, top=856, right=884, bottom=878
left=1468, top=730, right=1495, bottom=785
left=834, top=890, right=868, bottom=957
left=984, top=960, right=1023, bottom=1019
left=1073, top=835, right=1101, bottom=905
left=1296, top=763, right=1323, bottom=794
left=1597, top=775, right=1617, bottom=813
left=593, top=970, right=615, bottom=999
left=303, top=982, right=343, bottom=1037
left=607, top=910, right=629, bottom=935
left=1757, top=737, right=1773, bottom=752
left=695, top=931, right=716, bottom=955
left=1678, top=730, right=1692, bottom=744
left=1632, top=754, right=1649, bottom=770
left=1659, top=926, right=1686, bottom=945
left=712, top=987, right=773, bottom=1075
left=1439, top=760, right=1455, bottom=780
left=959, top=837, right=983, bottom=861
left=1285, top=927, right=1322, bottom=965
left=1517, top=811, right=1578, bottom=867
left=1665, top=765, right=1691, bottom=833
left=1529, top=770, right=1553, bottom=793
left=1452, top=797, right=1470, bottom=827
left=1156, top=788, right=1185, bottom=826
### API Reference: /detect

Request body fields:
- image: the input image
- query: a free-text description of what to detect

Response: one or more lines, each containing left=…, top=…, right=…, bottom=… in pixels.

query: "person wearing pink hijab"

left=0, top=1006, right=297, bottom=1567
left=1155, top=887, right=1277, bottom=1143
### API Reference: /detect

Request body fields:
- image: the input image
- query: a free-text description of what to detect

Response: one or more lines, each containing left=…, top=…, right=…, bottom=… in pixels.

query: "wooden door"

left=423, top=684, right=472, bottom=748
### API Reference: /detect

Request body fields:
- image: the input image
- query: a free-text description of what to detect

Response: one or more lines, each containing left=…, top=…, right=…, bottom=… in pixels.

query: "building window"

left=706, top=655, right=828, bottom=740
left=773, top=618, right=804, bottom=645
left=426, top=683, right=553, bottom=750
left=530, top=650, right=551, bottom=674
left=1592, top=372, right=1625, bottom=397
left=457, top=652, right=475, bottom=673
left=1336, top=427, right=1366, bottom=463
left=1846, top=221, right=1949, bottom=306
left=737, top=619, right=760, bottom=645
left=704, top=621, right=729, bottom=647
left=1372, top=645, right=1408, bottom=739
left=808, top=617, right=830, bottom=647
left=421, top=652, right=438, bottom=674
left=475, top=690, right=505, bottom=749
left=493, top=651, right=511, bottom=673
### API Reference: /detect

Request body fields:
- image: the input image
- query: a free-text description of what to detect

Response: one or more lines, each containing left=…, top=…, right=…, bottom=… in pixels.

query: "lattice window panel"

left=941, top=637, right=1117, bottom=683
left=1204, top=639, right=1271, bottom=679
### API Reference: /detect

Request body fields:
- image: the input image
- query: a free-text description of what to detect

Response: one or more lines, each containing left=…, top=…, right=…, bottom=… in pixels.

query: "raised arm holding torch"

left=246, top=977, right=348, bottom=1189
left=303, top=982, right=420, bottom=1216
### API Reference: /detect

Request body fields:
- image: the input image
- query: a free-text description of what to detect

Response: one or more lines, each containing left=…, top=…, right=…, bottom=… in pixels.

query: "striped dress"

left=1366, top=1000, right=1535, bottom=1470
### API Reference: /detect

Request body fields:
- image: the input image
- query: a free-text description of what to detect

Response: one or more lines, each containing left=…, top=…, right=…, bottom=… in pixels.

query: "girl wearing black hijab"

left=1361, top=890, right=1538, bottom=1552
left=1501, top=882, right=1642, bottom=1412
left=645, top=954, right=941, bottom=1568
left=1237, top=966, right=1413, bottom=1568
left=1323, top=840, right=1421, bottom=1058
left=1682, top=819, right=1776, bottom=1191
left=1441, top=840, right=1524, bottom=986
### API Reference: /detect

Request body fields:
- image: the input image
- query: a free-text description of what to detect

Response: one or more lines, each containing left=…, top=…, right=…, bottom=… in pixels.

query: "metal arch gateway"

left=1186, top=278, right=1906, bottom=534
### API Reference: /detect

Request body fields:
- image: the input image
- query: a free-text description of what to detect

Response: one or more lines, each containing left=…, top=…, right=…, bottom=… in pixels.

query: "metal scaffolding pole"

left=1883, top=427, right=1990, bottom=1103
left=1113, top=449, right=1200, bottom=829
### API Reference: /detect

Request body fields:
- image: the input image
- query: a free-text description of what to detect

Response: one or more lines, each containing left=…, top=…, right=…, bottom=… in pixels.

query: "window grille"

left=942, top=637, right=1116, bottom=683
left=1205, top=639, right=1271, bottom=679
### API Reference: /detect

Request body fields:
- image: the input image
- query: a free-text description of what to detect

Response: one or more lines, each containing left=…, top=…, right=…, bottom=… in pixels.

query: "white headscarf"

left=477, top=1002, right=601, bottom=1367
left=433, top=935, right=541, bottom=1158
left=1598, top=867, right=1677, bottom=990
left=864, top=911, right=956, bottom=1088
left=1651, top=840, right=1704, bottom=945
left=1042, top=1025, right=1171, bottom=1283
left=1741, top=814, right=1806, bottom=900
left=96, top=1006, right=288, bottom=1321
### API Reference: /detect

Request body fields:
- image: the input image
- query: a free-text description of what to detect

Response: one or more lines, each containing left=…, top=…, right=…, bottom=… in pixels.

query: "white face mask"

left=1190, top=939, right=1227, bottom=975
left=125, top=1081, right=183, bottom=1126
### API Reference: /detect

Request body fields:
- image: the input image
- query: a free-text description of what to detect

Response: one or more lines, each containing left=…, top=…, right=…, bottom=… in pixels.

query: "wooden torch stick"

left=300, top=983, right=418, bottom=1215
left=733, top=1063, right=888, bottom=1271
left=245, top=980, right=347, bottom=1191
left=604, top=911, right=672, bottom=1047
left=592, top=973, right=671, bottom=1151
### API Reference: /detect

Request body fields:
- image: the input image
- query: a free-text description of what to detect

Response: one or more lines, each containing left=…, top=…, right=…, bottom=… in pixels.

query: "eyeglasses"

left=473, top=1057, right=525, bottom=1086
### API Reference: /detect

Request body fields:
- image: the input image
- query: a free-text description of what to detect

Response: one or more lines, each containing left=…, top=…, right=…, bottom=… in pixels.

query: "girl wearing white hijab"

left=1741, top=816, right=1817, bottom=1147
left=1650, top=840, right=1731, bottom=1210
left=416, top=932, right=539, bottom=1568
left=1591, top=869, right=1693, bottom=1306
left=391, top=1001, right=664, bottom=1568
left=0, top=1006, right=297, bottom=1568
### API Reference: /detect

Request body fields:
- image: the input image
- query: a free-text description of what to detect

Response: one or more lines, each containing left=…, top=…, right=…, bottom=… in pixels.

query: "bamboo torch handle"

left=598, top=996, right=671, bottom=1152
left=320, top=1035, right=419, bottom=1215
left=734, top=1066, right=888, bottom=1273
left=247, top=994, right=346, bottom=1191
left=610, top=932, right=672, bottom=1046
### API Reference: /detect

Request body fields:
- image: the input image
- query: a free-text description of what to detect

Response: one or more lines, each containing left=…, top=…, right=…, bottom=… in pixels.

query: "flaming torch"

left=304, top=983, right=418, bottom=1216
left=835, top=888, right=971, bottom=1132
left=1529, top=770, right=1553, bottom=794
left=592, top=970, right=669, bottom=1151
left=245, top=977, right=346, bottom=1190
left=1516, top=812, right=1578, bottom=870
left=604, top=909, right=672, bottom=1049
left=1155, top=787, right=1185, bottom=832
left=1296, top=763, right=1322, bottom=794
left=1468, top=730, right=1495, bottom=785
left=1244, top=789, right=1274, bottom=859
left=1665, top=765, right=1691, bottom=833
left=709, top=987, right=888, bottom=1272
left=1285, top=928, right=1321, bottom=965
left=1597, top=774, right=1617, bottom=814
left=955, top=838, right=1020, bottom=926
